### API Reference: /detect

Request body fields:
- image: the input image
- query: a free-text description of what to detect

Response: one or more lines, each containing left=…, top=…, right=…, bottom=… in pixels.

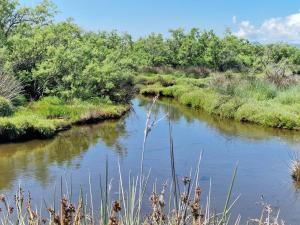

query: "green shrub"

left=11, top=95, right=27, bottom=107
left=0, top=97, right=13, bottom=117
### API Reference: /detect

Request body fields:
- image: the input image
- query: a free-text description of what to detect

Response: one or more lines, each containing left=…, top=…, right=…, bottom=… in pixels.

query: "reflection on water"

left=0, top=119, right=127, bottom=190
left=0, top=97, right=299, bottom=224
left=138, top=96, right=300, bottom=145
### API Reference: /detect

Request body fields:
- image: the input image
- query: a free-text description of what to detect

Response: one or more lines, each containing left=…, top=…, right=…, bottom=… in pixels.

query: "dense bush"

left=2, top=21, right=135, bottom=103
left=0, top=97, right=13, bottom=117
left=131, top=29, right=300, bottom=74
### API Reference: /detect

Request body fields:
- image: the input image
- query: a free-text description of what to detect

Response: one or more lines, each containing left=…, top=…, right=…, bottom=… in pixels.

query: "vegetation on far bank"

left=136, top=72, right=300, bottom=130
left=1, top=0, right=300, bottom=141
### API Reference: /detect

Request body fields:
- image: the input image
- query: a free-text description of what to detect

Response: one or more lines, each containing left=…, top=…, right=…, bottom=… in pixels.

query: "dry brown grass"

left=265, top=63, right=298, bottom=89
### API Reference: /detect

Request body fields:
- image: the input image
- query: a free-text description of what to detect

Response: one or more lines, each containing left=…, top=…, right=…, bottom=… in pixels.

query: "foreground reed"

left=0, top=96, right=285, bottom=225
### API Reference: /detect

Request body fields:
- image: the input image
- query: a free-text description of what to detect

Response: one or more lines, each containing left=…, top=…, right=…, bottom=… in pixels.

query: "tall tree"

left=0, top=0, right=56, bottom=43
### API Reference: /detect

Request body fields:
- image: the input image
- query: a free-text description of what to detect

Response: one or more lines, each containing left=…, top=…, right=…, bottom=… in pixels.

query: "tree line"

left=1, top=0, right=300, bottom=103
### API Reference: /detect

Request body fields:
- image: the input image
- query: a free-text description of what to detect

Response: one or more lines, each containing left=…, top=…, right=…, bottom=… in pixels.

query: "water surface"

left=0, top=96, right=300, bottom=224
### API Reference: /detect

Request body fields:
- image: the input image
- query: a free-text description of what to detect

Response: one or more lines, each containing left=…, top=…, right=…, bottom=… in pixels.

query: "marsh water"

left=1, top=96, right=300, bottom=224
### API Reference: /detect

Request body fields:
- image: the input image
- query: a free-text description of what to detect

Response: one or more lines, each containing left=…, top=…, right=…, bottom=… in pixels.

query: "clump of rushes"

left=291, top=159, right=300, bottom=182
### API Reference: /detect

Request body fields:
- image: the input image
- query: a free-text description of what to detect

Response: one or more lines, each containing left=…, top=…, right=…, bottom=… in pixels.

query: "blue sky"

left=20, top=0, right=300, bottom=43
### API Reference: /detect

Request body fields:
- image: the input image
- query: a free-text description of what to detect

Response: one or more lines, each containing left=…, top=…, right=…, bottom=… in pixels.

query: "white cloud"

left=233, top=12, right=300, bottom=44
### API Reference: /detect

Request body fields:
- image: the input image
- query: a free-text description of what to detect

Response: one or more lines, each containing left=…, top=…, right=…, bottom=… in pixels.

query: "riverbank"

left=136, top=73, right=300, bottom=130
left=0, top=97, right=130, bottom=142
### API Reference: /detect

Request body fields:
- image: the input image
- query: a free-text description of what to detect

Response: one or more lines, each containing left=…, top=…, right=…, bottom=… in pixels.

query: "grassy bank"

left=136, top=73, right=300, bottom=130
left=0, top=97, right=130, bottom=142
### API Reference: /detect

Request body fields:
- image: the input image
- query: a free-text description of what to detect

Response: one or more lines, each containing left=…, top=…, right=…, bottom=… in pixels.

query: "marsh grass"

left=0, top=96, right=285, bottom=225
left=137, top=73, right=300, bottom=130
left=0, top=96, right=130, bottom=142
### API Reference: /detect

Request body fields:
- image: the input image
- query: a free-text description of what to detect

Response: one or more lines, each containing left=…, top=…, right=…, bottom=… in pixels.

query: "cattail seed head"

left=112, top=201, right=121, bottom=213
left=150, top=192, right=158, bottom=206
left=182, top=176, right=191, bottom=185
left=181, top=193, right=188, bottom=204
